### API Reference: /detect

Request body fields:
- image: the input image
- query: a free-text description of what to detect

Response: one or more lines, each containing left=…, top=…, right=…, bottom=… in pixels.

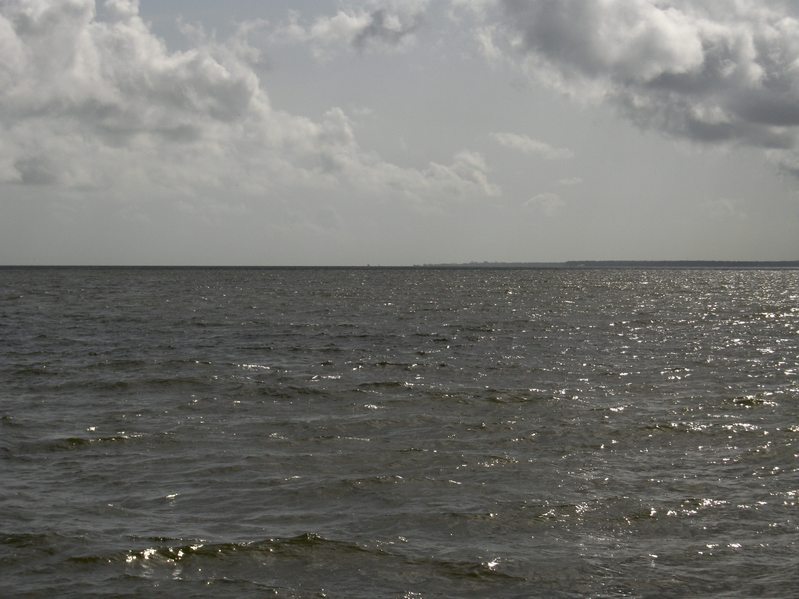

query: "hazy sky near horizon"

left=2, top=0, right=799, bottom=265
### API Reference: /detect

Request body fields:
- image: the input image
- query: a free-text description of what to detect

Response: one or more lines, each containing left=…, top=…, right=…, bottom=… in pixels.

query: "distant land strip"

left=421, top=260, right=799, bottom=269
left=1, top=261, right=799, bottom=269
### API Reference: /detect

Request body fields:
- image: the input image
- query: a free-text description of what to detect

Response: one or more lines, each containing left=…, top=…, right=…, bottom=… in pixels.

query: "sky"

left=2, top=0, right=799, bottom=265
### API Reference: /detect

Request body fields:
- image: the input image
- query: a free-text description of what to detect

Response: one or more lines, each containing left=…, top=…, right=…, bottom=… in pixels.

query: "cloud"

left=426, top=150, right=500, bottom=197
left=699, top=197, right=748, bottom=221
left=0, top=0, right=495, bottom=205
left=463, top=0, right=799, bottom=170
left=271, top=1, right=429, bottom=60
left=491, top=131, right=573, bottom=159
left=523, top=191, right=564, bottom=215
left=105, top=0, right=138, bottom=20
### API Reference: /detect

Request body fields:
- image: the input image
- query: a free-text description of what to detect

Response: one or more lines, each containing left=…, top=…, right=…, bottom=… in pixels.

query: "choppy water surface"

left=2, top=267, right=798, bottom=597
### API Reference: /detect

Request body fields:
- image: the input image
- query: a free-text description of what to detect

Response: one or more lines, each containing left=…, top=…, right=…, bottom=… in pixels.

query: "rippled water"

left=2, top=267, right=798, bottom=597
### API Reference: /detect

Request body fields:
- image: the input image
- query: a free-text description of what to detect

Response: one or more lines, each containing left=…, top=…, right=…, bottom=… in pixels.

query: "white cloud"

left=427, top=150, right=500, bottom=198
left=524, top=192, right=564, bottom=216
left=474, top=24, right=502, bottom=62
left=0, top=0, right=496, bottom=207
left=699, top=197, right=748, bottom=221
left=491, top=131, right=573, bottom=159
left=449, top=0, right=498, bottom=19
left=105, top=0, right=137, bottom=20
left=270, top=1, right=429, bottom=60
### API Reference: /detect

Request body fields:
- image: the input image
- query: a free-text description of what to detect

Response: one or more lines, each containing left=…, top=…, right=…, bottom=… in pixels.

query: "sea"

left=1, top=266, right=798, bottom=598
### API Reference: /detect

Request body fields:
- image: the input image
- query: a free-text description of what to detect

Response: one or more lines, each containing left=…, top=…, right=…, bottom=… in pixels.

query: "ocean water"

left=1, top=266, right=798, bottom=598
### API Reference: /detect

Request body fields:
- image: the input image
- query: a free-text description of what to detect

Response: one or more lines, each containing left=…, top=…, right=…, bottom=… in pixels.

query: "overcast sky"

left=2, top=0, right=799, bottom=265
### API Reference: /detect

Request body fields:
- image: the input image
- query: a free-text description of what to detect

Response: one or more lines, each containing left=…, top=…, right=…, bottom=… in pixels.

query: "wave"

left=65, top=532, right=526, bottom=590
left=11, top=433, right=145, bottom=454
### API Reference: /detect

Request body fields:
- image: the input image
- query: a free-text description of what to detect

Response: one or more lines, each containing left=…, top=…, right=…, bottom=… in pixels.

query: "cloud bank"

left=0, top=0, right=492, bottom=205
left=469, top=0, right=799, bottom=169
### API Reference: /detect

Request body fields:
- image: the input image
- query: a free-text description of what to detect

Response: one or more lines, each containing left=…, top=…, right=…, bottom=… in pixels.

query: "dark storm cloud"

left=731, top=91, right=799, bottom=127
left=494, top=0, right=799, bottom=156
left=14, top=156, right=60, bottom=185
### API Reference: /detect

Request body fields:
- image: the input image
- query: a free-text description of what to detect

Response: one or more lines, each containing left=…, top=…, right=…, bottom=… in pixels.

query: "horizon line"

left=2, top=260, right=799, bottom=269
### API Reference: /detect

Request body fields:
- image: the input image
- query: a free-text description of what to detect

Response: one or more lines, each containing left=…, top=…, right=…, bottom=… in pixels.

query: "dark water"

left=2, top=267, right=798, bottom=598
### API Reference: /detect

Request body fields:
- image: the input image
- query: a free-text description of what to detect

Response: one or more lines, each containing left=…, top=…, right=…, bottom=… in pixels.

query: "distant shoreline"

left=2, top=261, right=799, bottom=270
left=420, top=260, right=799, bottom=269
